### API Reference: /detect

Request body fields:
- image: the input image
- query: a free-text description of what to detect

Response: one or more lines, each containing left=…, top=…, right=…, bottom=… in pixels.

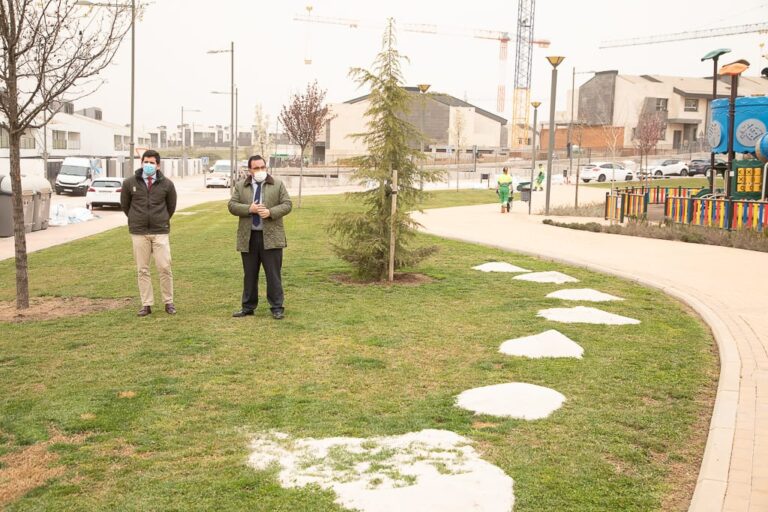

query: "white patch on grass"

left=546, top=288, right=623, bottom=302
left=499, top=330, right=584, bottom=359
left=472, top=262, right=530, bottom=273
left=513, top=271, right=579, bottom=284
left=538, top=306, right=640, bottom=325
left=456, top=383, right=565, bottom=420
left=248, top=429, right=514, bottom=512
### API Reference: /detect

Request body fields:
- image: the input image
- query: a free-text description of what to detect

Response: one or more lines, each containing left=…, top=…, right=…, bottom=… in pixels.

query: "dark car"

left=689, top=158, right=726, bottom=176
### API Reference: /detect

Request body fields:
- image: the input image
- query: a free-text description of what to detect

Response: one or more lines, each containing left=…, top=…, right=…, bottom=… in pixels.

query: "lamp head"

left=417, top=84, right=431, bottom=93
left=531, top=101, right=542, bottom=108
left=546, top=56, right=565, bottom=68
left=701, top=48, right=731, bottom=62
left=719, top=59, right=750, bottom=76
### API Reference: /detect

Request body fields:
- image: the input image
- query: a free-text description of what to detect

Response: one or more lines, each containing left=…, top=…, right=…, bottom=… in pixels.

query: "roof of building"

left=614, top=73, right=768, bottom=97
left=345, top=86, right=508, bottom=125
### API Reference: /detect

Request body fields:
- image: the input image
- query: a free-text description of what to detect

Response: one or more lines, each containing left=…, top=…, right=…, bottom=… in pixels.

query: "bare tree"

left=0, top=0, right=132, bottom=309
left=633, top=112, right=665, bottom=186
left=252, top=103, right=271, bottom=158
left=451, top=109, right=466, bottom=190
left=278, top=81, right=331, bottom=208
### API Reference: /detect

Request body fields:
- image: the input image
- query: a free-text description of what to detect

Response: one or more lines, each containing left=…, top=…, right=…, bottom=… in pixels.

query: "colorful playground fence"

left=605, top=192, right=648, bottom=222
left=614, top=186, right=702, bottom=204
left=664, top=196, right=768, bottom=232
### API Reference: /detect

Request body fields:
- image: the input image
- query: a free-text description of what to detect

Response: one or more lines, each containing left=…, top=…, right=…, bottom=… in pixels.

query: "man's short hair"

left=142, top=149, right=161, bottom=165
left=248, top=155, right=266, bottom=169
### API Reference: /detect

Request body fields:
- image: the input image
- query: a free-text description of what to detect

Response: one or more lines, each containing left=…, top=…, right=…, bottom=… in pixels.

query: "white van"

left=55, top=157, right=103, bottom=196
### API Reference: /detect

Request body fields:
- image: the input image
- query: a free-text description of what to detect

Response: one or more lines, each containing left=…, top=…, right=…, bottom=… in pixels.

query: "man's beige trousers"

left=131, top=234, right=173, bottom=306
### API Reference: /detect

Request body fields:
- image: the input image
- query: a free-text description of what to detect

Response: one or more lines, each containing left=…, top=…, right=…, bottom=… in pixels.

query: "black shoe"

left=137, top=306, right=151, bottom=317
left=232, top=309, right=254, bottom=318
left=271, top=310, right=284, bottom=320
left=165, top=303, right=177, bottom=315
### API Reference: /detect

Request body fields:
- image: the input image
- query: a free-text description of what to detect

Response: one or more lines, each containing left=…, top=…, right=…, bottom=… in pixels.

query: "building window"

left=684, top=99, right=698, bottom=112
left=0, top=127, right=9, bottom=148
left=67, top=132, right=80, bottom=150
left=655, top=98, right=668, bottom=112
left=114, top=135, right=123, bottom=150
left=20, top=130, right=36, bottom=149
left=52, top=130, right=67, bottom=150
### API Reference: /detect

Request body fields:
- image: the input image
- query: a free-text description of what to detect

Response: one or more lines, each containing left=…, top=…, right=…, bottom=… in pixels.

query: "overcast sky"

left=81, top=0, right=767, bottom=133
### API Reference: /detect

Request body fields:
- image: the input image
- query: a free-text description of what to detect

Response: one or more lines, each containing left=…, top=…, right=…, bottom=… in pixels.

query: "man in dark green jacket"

left=228, top=155, right=292, bottom=319
left=120, top=149, right=178, bottom=317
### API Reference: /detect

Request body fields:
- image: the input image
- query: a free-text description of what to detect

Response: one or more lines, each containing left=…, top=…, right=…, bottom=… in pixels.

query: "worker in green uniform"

left=535, top=163, right=545, bottom=191
left=496, top=167, right=513, bottom=213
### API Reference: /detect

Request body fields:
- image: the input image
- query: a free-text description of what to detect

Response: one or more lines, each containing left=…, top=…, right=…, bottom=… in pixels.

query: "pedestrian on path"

left=535, top=163, right=545, bottom=191
left=120, top=149, right=178, bottom=317
left=229, top=155, right=292, bottom=320
left=496, top=167, right=513, bottom=213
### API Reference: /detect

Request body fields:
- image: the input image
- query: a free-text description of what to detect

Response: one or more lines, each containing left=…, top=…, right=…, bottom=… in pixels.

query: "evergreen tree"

left=330, top=19, right=444, bottom=280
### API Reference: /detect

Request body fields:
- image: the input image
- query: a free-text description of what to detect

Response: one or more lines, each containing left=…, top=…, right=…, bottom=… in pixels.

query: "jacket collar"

left=245, top=173, right=275, bottom=186
left=134, top=169, right=165, bottom=181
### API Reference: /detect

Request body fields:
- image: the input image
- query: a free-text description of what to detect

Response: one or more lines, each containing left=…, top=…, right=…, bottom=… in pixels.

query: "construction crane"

left=294, top=11, right=548, bottom=116
left=511, top=0, right=536, bottom=150
left=600, top=21, right=768, bottom=48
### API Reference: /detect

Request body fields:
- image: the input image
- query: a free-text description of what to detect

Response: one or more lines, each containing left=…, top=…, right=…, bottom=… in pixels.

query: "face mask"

left=142, top=163, right=157, bottom=177
left=252, top=170, right=267, bottom=182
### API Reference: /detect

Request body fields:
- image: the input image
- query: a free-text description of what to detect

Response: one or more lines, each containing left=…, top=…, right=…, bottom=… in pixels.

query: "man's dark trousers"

left=241, top=230, right=284, bottom=313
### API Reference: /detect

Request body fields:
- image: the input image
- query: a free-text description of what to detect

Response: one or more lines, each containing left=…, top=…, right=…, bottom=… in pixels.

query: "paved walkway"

left=413, top=187, right=768, bottom=512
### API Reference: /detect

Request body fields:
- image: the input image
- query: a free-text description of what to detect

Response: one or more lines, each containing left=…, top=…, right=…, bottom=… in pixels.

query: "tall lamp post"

left=701, top=48, right=731, bottom=193
left=719, top=59, right=750, bottom=198
left=207, top=42, right=235, bottom=186
left=544, top=56, right=565, bottom=215
left=417, top=83, right=430, bottom=190
left=180, top=106, right=200, bottom=178
left=529, top=101, right=541, bottom=215
left=76, top=0, right=136, bottom=171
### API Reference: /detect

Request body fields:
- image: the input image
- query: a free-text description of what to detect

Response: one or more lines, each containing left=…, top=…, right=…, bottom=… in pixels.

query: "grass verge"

left=586, top=177, right=725, bottom=190
left=0, top=191, right=717, bottom=511
left=539, top=202, right=604, bottom=217
left=543, top=218, right=768, bottom=252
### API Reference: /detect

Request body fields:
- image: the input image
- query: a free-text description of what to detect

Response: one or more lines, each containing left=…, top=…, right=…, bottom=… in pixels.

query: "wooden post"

left=388, top=168, right=398, bottom=283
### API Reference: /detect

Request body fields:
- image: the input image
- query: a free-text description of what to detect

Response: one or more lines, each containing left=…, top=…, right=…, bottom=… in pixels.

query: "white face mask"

left=252, top=170, right=268, bottom=182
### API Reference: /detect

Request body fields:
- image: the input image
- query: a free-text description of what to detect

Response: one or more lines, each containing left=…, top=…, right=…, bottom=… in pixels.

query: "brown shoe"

left=137, top=306, right=152, bottom=317
left=165, top=303, right=177, bottom=315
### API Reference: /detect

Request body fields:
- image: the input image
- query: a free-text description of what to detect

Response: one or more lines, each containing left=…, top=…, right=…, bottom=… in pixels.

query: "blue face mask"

left=142, top=163, right=157, bottom=177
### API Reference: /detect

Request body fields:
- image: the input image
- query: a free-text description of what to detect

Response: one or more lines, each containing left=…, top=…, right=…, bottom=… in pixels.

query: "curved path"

left=414, top=194, right=768, bottom=512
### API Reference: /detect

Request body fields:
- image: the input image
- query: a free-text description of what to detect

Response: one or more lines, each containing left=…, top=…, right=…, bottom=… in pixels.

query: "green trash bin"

left=518, top=181, right=532, bottom=202
left=0, top=174, right=35, bottom=236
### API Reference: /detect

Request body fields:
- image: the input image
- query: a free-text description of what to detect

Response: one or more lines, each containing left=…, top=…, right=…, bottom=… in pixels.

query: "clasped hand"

left=248, top=202, right=270, bottom=218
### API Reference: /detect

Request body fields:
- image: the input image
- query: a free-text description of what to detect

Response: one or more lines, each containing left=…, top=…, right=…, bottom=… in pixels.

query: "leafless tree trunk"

left=278, top=81, right=332, bottom=208
left=633, top=112, right=665, bottom=187
left=0, top=0, right=132, bottom=309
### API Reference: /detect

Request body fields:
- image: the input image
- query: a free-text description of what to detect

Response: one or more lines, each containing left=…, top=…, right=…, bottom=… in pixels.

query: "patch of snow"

left=499, top=330, right=584, bottom=359
left=537, top=306, right=640, bottom=325
left=248, top=429, right=513, bottom=512
left=472, top=262, right=530, bottom=273
left=456, top=383, right=565, bottom=420
left=546, top=288, right=623, bottom=302
left=513, top=271, right=579, bottom=284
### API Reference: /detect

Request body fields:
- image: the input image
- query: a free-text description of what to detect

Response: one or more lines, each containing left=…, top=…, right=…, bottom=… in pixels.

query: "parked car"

left=55, top=157, right=102, bottom=196
left=579, top=162, right=633, bottom=183
left=205, top=160, right=232, bottom=188
left=689, top=158, right=726, bottom=176
left=86, top=177, right=123, bottom=209
left=642, top=159, right=689, bottom=178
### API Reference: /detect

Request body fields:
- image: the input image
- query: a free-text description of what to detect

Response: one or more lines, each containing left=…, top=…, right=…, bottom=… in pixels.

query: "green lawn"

left=0, top=191, right=717, bottom=511
left=586, top=177, right=725, bottom=190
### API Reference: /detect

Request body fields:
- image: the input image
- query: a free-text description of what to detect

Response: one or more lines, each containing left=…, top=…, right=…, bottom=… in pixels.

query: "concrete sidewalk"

left=414, top=197, right=768, bottom=511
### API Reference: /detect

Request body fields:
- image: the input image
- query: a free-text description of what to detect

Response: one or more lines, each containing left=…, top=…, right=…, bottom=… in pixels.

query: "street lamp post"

left=701, top=48, right=731, bottom=193
left=529, top=101, right=541, bottom=215
left=180, top=106, right=200, bottom=178
left=207, top=42, right=235, bottom=186
left=76, top=0, right=136, bottom=171
left=544, top=56, right=565, bottom=215
left=211, top=88, right=238, bottom=179
left=417, top=83, right=430, bottom=190
left=567, top=68, right=595, bottom=188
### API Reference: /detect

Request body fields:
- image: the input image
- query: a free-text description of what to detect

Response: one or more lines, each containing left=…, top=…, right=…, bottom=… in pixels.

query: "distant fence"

left=665, top=196, right=768, bottom=232
left=604, top=191, right=648, bottom=222
left=613, top=186, right=703, bottom=205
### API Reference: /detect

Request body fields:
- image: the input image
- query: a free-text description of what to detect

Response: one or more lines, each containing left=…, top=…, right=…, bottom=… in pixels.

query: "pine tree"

left=329, top=19, right=444, bottom=280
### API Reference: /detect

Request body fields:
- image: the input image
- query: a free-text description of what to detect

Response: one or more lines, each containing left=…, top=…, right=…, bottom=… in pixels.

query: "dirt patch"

left=0, top=432, right=86, bottom=507
left=330, top=273, right=435, bottom=286
left=0, top=297, right=131, bottom=323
